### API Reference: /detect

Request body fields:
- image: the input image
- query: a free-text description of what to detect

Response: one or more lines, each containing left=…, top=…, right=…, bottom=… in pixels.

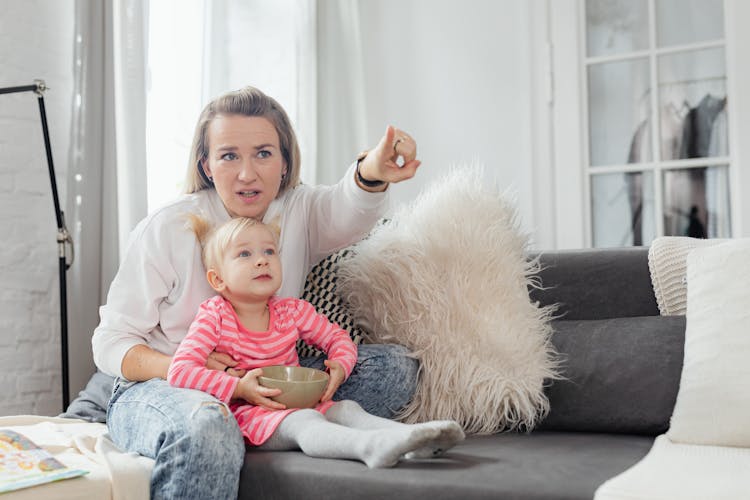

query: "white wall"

left=0, top=0, right=74, bottom=415
left=357, top=0, right=542, bottom=242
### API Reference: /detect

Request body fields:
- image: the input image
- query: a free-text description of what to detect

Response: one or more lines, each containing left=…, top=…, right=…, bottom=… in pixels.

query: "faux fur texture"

left=337, top=166, right=560, bottom=435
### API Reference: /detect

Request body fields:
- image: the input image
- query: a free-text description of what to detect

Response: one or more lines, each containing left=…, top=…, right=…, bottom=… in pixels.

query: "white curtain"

left=66, top=0, right=148, bottom=395
left=316, top=0, right=368, bottom=185
left=112, top=0, right=149, bottom=255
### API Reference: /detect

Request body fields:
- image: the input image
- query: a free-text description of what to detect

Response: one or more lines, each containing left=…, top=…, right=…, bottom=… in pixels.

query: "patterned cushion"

left=296, top=248, right=368, bottom=358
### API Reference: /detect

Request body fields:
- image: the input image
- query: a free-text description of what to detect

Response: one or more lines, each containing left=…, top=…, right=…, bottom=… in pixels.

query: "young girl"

left=167, top=216, right=464, bottom=468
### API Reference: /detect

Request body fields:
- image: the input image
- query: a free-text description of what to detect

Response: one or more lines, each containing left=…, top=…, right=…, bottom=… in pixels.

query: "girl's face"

left=203, top=114, right=287, bottom=220
left=210, top=224, right=282, bottom=303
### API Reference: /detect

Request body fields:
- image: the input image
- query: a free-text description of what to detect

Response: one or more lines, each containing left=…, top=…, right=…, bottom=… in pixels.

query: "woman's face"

left=203, top=114, right=287, bottom=220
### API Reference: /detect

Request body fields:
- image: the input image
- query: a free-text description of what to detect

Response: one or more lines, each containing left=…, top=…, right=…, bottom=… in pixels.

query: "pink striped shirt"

left=167, top=295, right=358, bottom=445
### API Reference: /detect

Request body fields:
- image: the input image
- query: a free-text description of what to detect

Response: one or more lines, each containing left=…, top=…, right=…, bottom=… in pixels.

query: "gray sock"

left=325, top=400, right=465, bottom=459
left=259, top=408, right=440, bottom=468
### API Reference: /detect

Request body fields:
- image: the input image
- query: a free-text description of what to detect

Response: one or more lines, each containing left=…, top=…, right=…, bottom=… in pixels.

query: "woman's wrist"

left=355, top=151, right=388, bottom=192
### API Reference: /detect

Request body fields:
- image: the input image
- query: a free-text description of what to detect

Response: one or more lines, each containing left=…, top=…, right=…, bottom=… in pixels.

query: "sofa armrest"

left=528, top=247, right=659, bottom=320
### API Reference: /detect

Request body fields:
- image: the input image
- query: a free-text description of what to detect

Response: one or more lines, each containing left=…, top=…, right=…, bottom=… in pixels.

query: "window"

left=585, top=0, right=729, bottom=246
left=549, top=0, right=750, bottom=248
left=146, top=0, right=206, bottom=212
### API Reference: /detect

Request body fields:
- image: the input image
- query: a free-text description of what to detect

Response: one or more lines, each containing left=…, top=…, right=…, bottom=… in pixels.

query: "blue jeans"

left=106, top=344, right=418, bottom=500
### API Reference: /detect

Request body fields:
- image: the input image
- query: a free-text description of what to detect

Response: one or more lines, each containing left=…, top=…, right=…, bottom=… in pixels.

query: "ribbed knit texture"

left=647, top=237, right=726, bottom=316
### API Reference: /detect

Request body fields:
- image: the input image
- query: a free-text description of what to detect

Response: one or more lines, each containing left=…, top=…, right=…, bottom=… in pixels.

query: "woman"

left=91, top=86, right=421, bottom=499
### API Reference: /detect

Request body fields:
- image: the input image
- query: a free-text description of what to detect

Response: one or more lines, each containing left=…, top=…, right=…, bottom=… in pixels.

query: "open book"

left=0, top=429, right=88, bottom=494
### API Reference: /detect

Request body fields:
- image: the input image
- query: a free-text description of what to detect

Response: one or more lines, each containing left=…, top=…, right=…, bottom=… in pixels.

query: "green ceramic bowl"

left=258, top=366, right=330, bottom=409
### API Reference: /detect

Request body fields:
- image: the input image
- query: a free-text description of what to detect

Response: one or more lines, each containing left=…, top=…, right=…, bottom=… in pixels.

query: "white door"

left=548, top=0, right=750, bottom=248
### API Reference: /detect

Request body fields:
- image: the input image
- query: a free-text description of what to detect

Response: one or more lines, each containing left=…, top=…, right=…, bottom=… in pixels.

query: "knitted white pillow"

left=667, top=238, right=750, bottom=446
left=647, top=236, right=727, bottom=315
left=337, top=166, right=560, bottom=434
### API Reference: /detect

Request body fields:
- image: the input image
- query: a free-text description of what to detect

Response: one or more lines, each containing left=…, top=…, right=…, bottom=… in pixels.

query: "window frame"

left=549, top=0, right=750, bottom=248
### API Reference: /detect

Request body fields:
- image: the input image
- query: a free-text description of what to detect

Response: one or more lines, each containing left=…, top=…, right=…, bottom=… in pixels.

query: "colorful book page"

left=0, top=429, right=88, bottom=494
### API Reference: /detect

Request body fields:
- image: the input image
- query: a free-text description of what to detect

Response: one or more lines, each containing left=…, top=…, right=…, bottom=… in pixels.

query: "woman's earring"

left=198, top=158, right=214, bottom=184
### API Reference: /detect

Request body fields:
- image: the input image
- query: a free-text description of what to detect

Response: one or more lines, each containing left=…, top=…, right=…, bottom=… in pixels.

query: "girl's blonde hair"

left=188, top=215, right=280, bottom=273
left=184, top=86, right=301, bottom=195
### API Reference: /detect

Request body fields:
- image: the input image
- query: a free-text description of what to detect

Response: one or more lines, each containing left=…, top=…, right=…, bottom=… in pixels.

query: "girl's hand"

left=235, top=368, right=286, bottom=410
left=320, top=360, right=346, bottom=403
left=358, top=125, right=421, bottom=187
left=207, top=351, right=246, bottom=377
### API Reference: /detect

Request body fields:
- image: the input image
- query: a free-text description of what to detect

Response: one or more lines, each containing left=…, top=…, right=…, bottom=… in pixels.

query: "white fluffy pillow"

left=667, top=238, right=750, bottom=446
left=337, top=166, right=560, bottom=434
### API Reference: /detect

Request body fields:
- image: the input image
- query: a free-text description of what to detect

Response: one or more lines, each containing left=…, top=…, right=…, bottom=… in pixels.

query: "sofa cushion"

left=297, top=248, right=367, bottom=357
left=667, top=239, right=750, bottom=446
left=239, top=432, right=654, bottom=500
left=538, top=316, right=685, bottom=435
left=529, top=248, right=659, bottom=320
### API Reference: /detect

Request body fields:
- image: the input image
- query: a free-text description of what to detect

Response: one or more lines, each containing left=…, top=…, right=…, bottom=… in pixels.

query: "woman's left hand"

left=358, top=125, right=421, bottom=187
left=207, top=351, right=246, bottom=377
left=320, top=359, right=346, bottom=402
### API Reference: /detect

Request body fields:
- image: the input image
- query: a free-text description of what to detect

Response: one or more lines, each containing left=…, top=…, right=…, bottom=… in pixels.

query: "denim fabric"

left=59, top=370, right=113, bottom=423
left=107, top=378, right=245, bottom=500
left=300, top=343, right=418, bottom=419
left=106, top=343, right=418, bottom=498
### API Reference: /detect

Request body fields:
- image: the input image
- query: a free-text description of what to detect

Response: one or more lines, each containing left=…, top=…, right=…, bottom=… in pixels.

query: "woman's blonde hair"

left=188, top=214, right=280, bottom=273
left=184, top=86, right=301, bottom=195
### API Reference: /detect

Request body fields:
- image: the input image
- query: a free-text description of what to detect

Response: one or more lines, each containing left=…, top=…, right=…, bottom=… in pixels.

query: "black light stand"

left=0, top=80, right=73, bottom=411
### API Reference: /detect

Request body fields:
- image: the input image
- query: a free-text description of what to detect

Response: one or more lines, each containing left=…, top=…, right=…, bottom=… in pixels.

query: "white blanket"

left=595, top=434, right=750, bottom=499
left=0, top=416, right=153, bottom=500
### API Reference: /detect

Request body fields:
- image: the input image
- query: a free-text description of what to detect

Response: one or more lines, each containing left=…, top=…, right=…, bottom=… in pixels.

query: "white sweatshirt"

left=92, top=163, right=388, bottom=378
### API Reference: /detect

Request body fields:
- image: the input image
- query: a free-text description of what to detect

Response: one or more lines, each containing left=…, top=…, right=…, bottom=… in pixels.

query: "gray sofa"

left=238, top=247, right=686, bottom=499
left=63, top=247, right=684, bottom=499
